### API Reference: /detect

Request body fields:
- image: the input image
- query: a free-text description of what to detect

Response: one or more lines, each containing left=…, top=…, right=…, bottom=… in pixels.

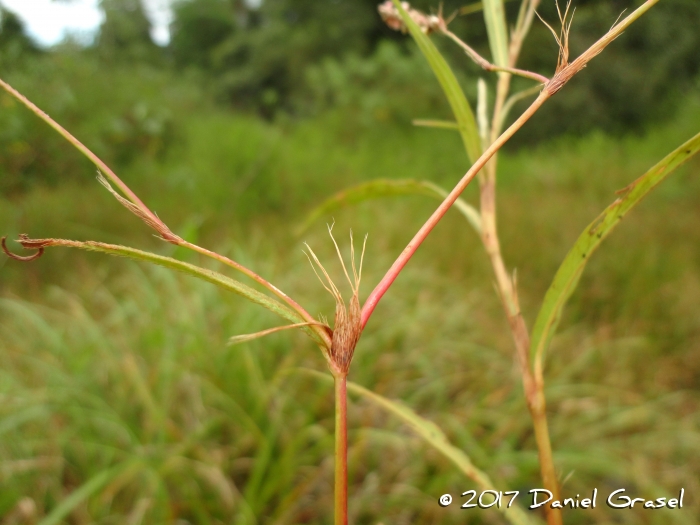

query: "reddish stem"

left=360, top=90, right=550, bottom=328
left=334, top=374, right=348, bottom=525
left=179, top=240, right=332, bottom=348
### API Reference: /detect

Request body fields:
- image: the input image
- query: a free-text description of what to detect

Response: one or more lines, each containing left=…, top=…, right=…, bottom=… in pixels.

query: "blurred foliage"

left=0, top=0, right=699, bottom=194
left=169, top=0, right=238, bottom=68
left=95, top=0, right=160, bottom=62
left=170, top=0, right=386, bottom=116
left=301, top=40, right=462, bottom=127
left=512, top=0, right=700, bottom=143
left=1, top=1, right=699, bottom=521
left=0, top=6, right=41, bottom=69
left=0, top=54, right=183, bottom=196
left=1, top=93, right=699, bottom=523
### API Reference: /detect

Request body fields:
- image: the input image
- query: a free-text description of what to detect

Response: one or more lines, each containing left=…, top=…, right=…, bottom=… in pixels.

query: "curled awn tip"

left=2, top=236, right=45, bottom=262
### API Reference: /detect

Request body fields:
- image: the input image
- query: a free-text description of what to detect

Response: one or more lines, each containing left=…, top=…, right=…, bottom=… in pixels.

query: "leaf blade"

left=297, top=179, right=481, bottom=235
left=392, top=0, right=481, bottom=163
left=28, top=239, right=327, bottom=347
left=482, top=0, right=510, bottom=68
left=530, top=131, right=700, bottom=369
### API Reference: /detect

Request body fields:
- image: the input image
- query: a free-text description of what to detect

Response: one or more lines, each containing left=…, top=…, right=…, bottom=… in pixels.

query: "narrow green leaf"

left=393, top=0, right=481, bottom=163
left=482, top=0, right=510, bottom=67
left=34, top=240, right=326, bottom=347
left=297, top=369, right=538, bottom=525
left=460, top=2, right=485, bottom=16
left=228, top=322, right=328, bottom=347
left=531, top=131, right=700, bottom=369
left=38, top=464, right=127, bottom=525
left=412, top=119, right=459, bottom=130
left=297, top=179, right=481, bottom=236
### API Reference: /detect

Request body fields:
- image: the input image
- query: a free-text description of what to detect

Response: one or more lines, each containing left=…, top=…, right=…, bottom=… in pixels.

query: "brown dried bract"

left=542, top=0, right=632, bottom=96
left=97, top=173, right=181, bottom=244
left=305, top=226, right=367, bottom=377
left=378, top=1, right=443, bottom=35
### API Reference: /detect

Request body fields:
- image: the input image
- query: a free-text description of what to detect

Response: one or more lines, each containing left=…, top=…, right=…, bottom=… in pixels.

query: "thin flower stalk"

left=441, top=28, right=549, bottom=85
left=334, top=375, right=349, bottom=525
left=361, top=89, right=551, bottom=328
left=0, top=77, right=331, bottom=350
left=305, top=227, right=366, bottom=525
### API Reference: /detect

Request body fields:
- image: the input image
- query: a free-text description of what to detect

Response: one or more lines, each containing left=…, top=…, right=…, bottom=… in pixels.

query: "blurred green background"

left=0, top=0, right=699, bottom=523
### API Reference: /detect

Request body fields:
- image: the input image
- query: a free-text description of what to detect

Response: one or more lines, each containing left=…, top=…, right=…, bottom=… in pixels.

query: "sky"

left=0, top=0, right=174, bottom=46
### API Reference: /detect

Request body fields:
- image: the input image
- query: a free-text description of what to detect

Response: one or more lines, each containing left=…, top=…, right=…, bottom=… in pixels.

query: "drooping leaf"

left=297, top=179, right=481, bottom=236
left=482, top=0, right=510, bottom=68
left=13, top=238, right=328, bottom=348
left=530, top=131, right=700, bottom=370
left=297, top=368, right=539, bottom=525
left=38, top=464, right=130, bottom=525
left=392, top=0, right=481, bottom=163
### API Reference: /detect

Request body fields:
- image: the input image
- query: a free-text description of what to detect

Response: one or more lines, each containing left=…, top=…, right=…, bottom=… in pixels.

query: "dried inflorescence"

left=97, top=173, right=181, bottom=244
left=537, top=0, right=575, bottom=76
left=378, top=1, right=445, bottom=34
left=305, top=226, right=367, bottom=377
left=541, top=0, right=628, bottom=96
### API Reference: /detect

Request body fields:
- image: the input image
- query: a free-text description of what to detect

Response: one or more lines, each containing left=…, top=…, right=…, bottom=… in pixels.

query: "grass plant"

left=1, top=0, right=699, bottom=524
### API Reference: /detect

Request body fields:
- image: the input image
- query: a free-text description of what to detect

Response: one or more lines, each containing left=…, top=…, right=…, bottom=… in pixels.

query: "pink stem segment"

left=334, top=374, right=348, bottom=525
left=360, top=91, right=550, bottom=328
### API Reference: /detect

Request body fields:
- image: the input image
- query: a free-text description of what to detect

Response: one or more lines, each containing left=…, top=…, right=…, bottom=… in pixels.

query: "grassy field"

left=1, top=66, right=699, bottom=524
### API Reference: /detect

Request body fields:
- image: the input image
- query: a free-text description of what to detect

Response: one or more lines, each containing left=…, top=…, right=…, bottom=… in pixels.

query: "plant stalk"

left=179, top=240, right=332, bottom=348
left=364, top=2, right=661, bottom=518
left=442, top=29, right=549, bottom=85
left=506, top=305, right=562, bottom=525
left=361, top=90, right=550, bottom=327
left=334, top=373, right=349, bottom=525
left=474, top=4, right=664, bottom=522
left=530, top=390, right=560, bottom=525
left=480, top=18, right=562, bottom=522
left=0, top=77, right=159, bottom=229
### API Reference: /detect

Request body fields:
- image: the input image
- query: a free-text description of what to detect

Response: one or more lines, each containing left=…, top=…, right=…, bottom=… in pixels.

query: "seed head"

left=537, top=0, right=575, bottom=76
left=305, top=225, right=367, bottom=377
left=378, top=1, right=444, bottom=35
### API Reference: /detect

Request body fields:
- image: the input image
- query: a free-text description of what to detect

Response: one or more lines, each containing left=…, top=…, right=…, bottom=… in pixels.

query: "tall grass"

left=2, top=90, right=699, bottom=522
left=2, top=1, right=700, bottom=521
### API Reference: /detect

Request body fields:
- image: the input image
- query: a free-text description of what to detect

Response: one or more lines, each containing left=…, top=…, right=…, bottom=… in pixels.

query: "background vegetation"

left=0, top=0, right=698, bottom=523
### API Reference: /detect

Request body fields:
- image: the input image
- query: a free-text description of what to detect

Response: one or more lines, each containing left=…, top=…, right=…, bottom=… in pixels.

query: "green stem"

left=530, top=392, right=561, bottom=525
left=334, top=374, right=348, bottom=525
